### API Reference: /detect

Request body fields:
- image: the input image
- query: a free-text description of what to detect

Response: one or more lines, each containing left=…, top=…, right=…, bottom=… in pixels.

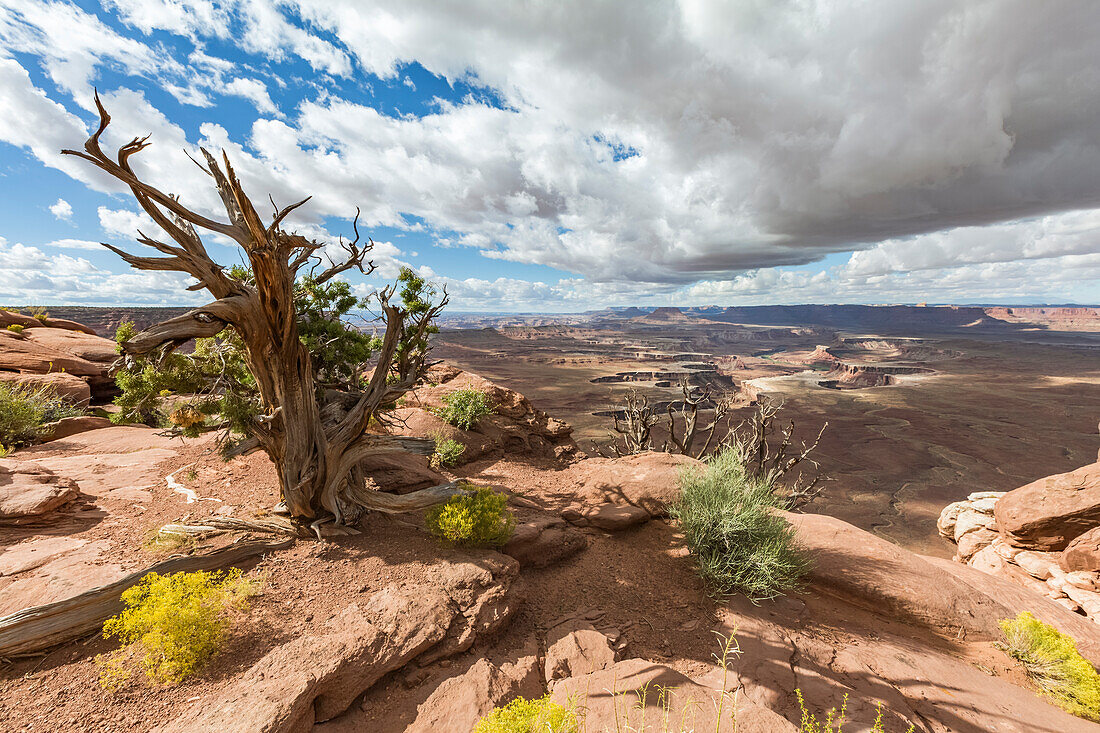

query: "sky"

left=0, top=0, right=1099, bottom=312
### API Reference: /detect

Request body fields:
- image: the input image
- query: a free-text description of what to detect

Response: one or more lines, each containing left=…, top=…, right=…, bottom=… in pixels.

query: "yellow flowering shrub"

left=425, top=486, right=514, bottom=547
left=99, top=569, right=258, bottom=687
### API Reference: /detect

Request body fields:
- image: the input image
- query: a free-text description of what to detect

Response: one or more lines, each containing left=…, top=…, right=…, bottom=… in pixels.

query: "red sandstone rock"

left=567, top=451, right=701, bottom=518
left=549, top=659, right=758, bottom=732
left=157, top=555, right=520, bottom=732
left=0, top=330, right=105, bottom=376
left=1063, top=526, right=1100, bottom=572
left=39, top=416, right=111, bottom=442
left=0, top=461, right=79, bottom=524
left=503, top=517, right=587, bottom=568
left=21, top=328, right=117, bottom=365
left=544, top=620, right=616, bottom=683
left=389, top=365, right=578, bottom=465
left=407, top=653, right=542, bottom=733
left=0, top=371, right=91, bottom=405
left=994, top=461, right=1100, bottom=550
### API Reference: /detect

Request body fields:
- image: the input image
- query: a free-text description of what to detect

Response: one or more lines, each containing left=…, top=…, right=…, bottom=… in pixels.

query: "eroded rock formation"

left=940, top=459, right=1100, bottom=619
left=0, top=311, right=120, bottom=403
left=389, top=364, right=578, bottom=465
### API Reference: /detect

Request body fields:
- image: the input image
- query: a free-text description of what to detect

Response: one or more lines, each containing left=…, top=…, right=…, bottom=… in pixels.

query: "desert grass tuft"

left=670, top=447, right=808, bottom=601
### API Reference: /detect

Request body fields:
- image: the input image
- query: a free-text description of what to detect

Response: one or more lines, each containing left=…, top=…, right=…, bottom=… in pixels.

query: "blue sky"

left=1, top=1, right=1098, bottom=310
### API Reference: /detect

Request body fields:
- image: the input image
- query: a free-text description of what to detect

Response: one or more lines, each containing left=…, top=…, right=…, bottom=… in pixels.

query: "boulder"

left=39, top=317, right=96, bottom=335
left=38, top=415, right=111, bottom=442
left=21, top=328, right=118, bottom=365
left=937, top=491, right=1001, bottom=544
left=503, top=517, right=587, bottom=568
left=1063, top=526, right=1100, bottom=572
left=562, top=502, right=651, bottom=532
left=566, top=451, right=702, bottom=518
left=0, top=310, right=95, bottom=334
left=0, top=370, right=91, bottom=405
left=0, top=461, right=79, bottom=524
left=158, top=554, right=520, bottom=733
left=0, top=538, right=123, bottom=616
left=388, top=407, right=495, bottom=465
left=15, top=425, right=181, bottom=498
left=995, top=461, right=1100, bottom=550
left=0, top=310, right=40, bottom=329
left=789, top=511, right=1100, bottom=657
left=407, top=653, right=542, bottom=733
left=720, top=558, right=1100, bottom=732
left=544, top=621, right=616, bottom=683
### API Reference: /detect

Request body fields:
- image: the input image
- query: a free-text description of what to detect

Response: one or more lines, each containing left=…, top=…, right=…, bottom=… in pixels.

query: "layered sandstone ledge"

left=940, top=459, right=1100, bottom=619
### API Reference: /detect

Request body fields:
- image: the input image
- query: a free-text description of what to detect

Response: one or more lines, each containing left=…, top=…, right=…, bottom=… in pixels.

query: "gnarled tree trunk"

left=63, top=95, right=461, bottom=525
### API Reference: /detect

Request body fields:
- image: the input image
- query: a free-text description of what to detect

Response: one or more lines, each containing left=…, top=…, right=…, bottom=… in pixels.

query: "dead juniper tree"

left=664, top=378, right=734, bottom=458
left=595, top=379, right=734, bottom=459
left=595, top=382, right=828, bottom=508
left=62, top=94, right=464, bottom=532
left=595, top=389, right=660, bottom=457
left=730, top=397, right=828, bottom=509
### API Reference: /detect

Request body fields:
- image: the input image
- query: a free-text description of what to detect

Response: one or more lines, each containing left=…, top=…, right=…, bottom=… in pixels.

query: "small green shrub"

left=425, top=486, right=514, bottom=547
left=473, top=694, right=578, bottom=733
left=1000, top=611, right=1100, bottom=720
left=670, top=447, right=808, bottom=601
left=99, top=569, right=258, bottom=686
left=430, top=435, right=466, bottom=469
left=436, top=388, right=494, bottom=430
left=0, top=382, right=83, bottom=449
left=6, top=323, right=24, bottom=334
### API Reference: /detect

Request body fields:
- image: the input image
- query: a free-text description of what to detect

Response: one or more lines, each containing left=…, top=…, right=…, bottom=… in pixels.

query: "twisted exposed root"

left=341, top=480, right=468, bottom=514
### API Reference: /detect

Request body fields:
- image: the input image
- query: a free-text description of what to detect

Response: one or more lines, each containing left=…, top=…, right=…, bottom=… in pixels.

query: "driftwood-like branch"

left=0, top=538, right=292, bottom=658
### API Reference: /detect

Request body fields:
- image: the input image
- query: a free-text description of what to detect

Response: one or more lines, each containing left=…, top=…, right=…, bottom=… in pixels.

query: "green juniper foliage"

left=110, top=265, right=445, bottom=452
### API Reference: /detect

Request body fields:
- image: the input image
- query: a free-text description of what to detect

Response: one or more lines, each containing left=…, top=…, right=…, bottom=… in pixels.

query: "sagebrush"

left=0, top=382, right=83, bottom=449
left=6, top=323, right=24, bottom=334
left=99, top=569, right=258, bottom=687
left=430, top=434, right=466, bottom=469
left=1001, top=611, right=1100, bottom=720
left=670, top=446, right=808, bottom=600
left=425, top=486, right=514, bottom=546
left=436, top=389, right=494, bottom=430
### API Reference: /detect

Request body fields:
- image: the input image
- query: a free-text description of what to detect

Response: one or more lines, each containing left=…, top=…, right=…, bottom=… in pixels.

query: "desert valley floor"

left=432, top=306, right=1100, bottom=555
